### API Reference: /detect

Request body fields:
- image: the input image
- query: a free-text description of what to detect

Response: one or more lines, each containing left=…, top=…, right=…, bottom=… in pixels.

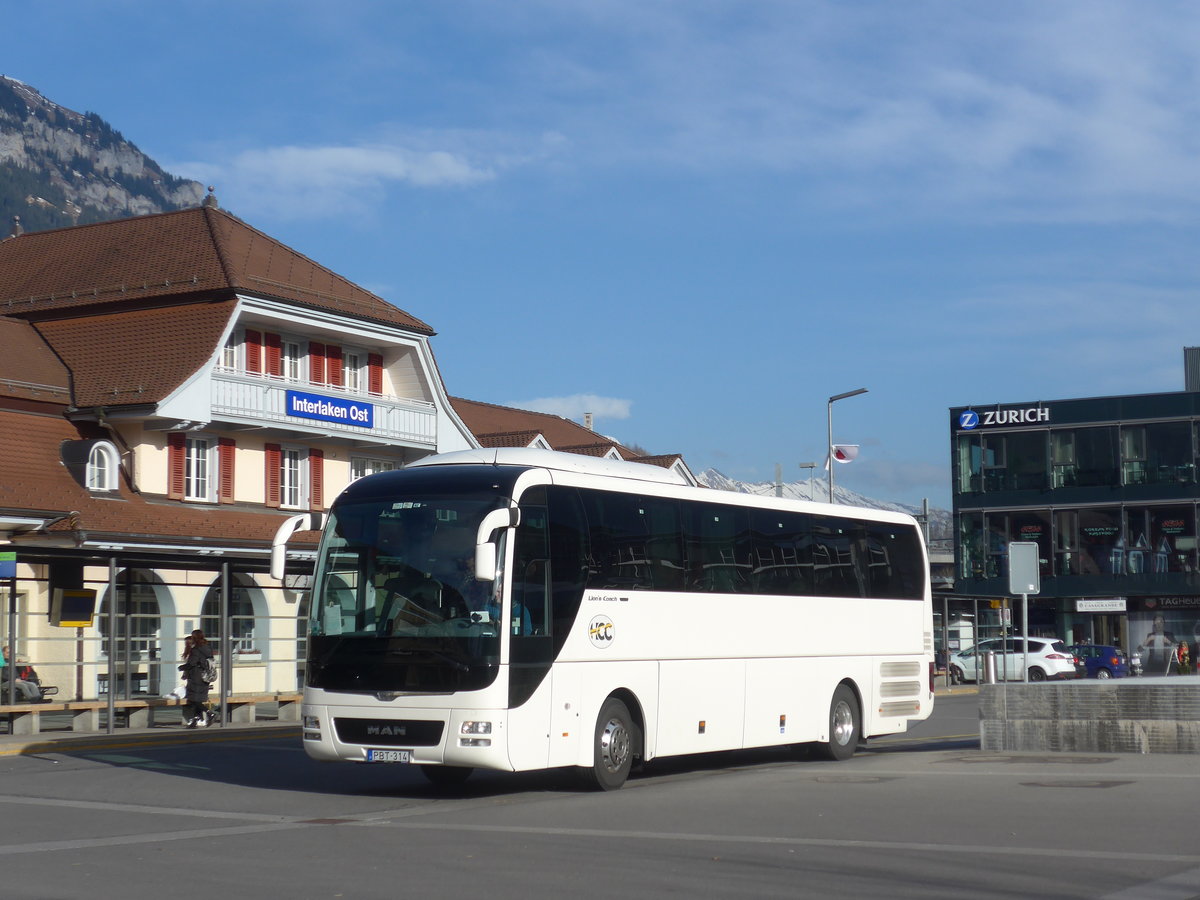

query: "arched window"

left=86, top=441, right=120, bottom=491
left=200, top=578, right=258, bottom=655
left=98, top=570, right=161, bottom=659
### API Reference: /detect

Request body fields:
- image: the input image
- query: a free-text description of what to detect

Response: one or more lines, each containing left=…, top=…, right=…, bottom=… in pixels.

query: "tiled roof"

left=475, top=430, right=545, bottom=448
left=32, top=300, right=236, bottom=408
left=0, top=408, right=312, bottom=549
left=449, top=396, right=689, bottom=473
left=450, top=397, right=606, bottom=449
left=556, top=442, right=624, bottom=458
left=0, top=205, right=433, bottom=334
left=0, top=318, right=70, bottom=404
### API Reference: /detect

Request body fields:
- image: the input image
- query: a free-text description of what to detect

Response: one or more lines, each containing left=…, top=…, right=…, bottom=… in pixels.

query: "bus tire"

left=579, top=697, right=637, bottom=791
left=817, top=685, right=860, bottom=761
left=420, top=765, right=473, bottom=790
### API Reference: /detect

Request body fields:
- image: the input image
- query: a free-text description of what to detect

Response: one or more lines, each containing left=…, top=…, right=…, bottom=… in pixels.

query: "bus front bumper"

left=301, top=702, right=514, bottom=771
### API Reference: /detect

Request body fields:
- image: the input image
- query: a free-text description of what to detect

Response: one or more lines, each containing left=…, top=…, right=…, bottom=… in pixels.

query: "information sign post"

left=1008, top=542, right=1041, bottom=683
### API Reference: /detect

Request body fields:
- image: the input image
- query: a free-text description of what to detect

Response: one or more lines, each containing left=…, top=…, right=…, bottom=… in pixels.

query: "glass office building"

left=950, top=388, right=1200, bottom=675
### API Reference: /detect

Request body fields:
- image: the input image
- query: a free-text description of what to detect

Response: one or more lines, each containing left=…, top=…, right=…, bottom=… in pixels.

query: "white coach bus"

left=272, top=448, right=935, bottom=790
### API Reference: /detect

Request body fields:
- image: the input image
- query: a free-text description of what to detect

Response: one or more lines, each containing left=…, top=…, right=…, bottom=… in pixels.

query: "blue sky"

left=7, top=1, right=1200, bottom=508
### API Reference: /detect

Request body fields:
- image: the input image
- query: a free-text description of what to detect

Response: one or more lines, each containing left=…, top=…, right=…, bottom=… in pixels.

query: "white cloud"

left=174, top=140, right=494, bottom=220
left=508, top=393, right=633, bottom=421
left=486, top=1, right=1200, bottom=223
left=175, top=2, right=1200, bottom=225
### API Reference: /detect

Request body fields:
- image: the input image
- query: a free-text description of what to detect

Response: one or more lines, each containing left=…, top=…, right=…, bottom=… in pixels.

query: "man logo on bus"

left=589, top=615, right=614, bottom=648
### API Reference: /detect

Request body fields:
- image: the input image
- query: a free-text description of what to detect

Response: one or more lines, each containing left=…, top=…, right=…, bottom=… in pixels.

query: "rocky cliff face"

left=0, top=76, right=205, bottom=233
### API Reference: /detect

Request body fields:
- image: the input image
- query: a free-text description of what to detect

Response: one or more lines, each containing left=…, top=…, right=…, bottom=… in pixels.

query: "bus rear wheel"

left=420, top=765, right=473, bottom=790
left=817, top=685, right=860, bottom=761
left=579, top=698, right=637, bottom=791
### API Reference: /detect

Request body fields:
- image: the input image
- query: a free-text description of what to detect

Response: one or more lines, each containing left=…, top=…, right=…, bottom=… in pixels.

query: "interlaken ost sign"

left=286, top=389, right=374, bottom=429
left=957, top=407, right=1050, bottom=430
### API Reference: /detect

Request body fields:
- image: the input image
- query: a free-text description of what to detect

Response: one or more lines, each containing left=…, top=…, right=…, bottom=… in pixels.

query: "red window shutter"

left=327, top=344, right=344, bottom=388
left=309, top=342, right=326, bottom=384
left=368, top=353, right=384, bottom=395
left=218, top=437, right=236, bottom=504
left=265, top=443, right=281, bottom=509
left=245, top=330, right=263, bottom=374
left=309, top=448, right=324, bottom=511
left=167, top=433, right=186, bottom=501
left=264, top=332, right=282, bottom=377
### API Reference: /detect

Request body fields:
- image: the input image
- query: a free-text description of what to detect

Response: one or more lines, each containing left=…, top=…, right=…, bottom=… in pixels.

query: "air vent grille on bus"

left=879, top=681, right=922, bottom=698
left=880, top=661, right=921, bottom=678
left=879, top=701, right=922, bottom=717
left=333, top=718, right=445, bottom=746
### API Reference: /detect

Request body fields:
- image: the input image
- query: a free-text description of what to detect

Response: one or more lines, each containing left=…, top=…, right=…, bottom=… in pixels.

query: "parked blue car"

left=1066, top=644, right=1129, bottom=679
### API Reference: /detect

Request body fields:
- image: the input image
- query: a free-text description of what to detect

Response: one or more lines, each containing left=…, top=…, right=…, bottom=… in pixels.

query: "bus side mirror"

left=475, top=543, right=498, bottom=583
left=270, top=512, right=325, bottom=581
left=474, top=506, right=520, bottom=582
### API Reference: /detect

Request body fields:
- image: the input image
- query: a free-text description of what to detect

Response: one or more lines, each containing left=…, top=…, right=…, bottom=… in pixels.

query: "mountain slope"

left=0, top=76, right=204, bottom=234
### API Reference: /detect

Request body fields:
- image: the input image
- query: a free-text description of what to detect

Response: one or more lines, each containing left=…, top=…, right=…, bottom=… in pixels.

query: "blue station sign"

left=286, top=390, right=374, bottom=429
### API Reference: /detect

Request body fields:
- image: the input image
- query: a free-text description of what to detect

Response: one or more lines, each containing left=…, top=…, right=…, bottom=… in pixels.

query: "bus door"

left=506, top=495, right=554, bottom=769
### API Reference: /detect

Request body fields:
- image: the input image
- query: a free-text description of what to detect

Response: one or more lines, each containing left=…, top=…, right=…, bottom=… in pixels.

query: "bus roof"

left=407, top=448, right=691, bottom=486
left=406, top=449, right=919, bottom=530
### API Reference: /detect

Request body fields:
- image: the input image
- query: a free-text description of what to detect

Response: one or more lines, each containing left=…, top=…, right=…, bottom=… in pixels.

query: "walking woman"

left=180, top=629, right=215, bottom=727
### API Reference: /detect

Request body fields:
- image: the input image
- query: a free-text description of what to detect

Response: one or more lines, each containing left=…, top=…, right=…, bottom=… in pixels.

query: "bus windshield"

left=307, top=490, right=508, bottom=693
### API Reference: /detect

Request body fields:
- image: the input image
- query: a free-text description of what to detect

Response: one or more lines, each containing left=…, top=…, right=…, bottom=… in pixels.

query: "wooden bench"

left=143, top=693, right=303, bottom=726
left=1, top=693, right=303, bottom=735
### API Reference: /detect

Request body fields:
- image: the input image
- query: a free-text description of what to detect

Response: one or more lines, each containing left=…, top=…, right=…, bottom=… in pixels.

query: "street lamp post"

left=798, top=462, right=818, bottom=501
left=827, top=388, right=868, bottom=503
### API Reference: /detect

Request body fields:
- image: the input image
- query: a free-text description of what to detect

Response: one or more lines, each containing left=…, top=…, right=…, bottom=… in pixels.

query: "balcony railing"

left=211, top=369, right=436, bottom=447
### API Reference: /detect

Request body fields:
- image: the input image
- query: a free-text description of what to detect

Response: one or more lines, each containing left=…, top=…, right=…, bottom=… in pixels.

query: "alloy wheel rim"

left=832, top=701, right=854, bottom=745
left=600, top=717, right=631, bottom=772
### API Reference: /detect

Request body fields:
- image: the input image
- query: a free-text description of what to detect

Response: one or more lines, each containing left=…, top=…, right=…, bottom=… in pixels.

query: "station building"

left=950, top=354, right=1200, bottom=675
left=0, top=199, right=477, bottom=701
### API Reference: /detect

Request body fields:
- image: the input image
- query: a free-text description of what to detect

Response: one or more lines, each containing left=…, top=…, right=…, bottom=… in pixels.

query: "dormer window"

left=86, top=441, right=120, bottom=492
left=221, top=335, right=238, bottom=370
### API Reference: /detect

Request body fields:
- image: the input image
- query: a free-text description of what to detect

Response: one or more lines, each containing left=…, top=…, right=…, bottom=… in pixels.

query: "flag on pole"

left=824, top=444, right=860, bottom=470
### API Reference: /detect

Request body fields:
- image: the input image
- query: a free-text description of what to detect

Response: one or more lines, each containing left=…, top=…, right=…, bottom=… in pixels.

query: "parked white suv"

left=949, top=637, right=1078, bottom=683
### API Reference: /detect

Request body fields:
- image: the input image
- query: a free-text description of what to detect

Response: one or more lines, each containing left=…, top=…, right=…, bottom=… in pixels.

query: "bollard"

left=983, top=650, right=998, bottom=684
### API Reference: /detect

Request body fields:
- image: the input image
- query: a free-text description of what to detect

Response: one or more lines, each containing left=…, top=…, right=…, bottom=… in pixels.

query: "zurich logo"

left=959, top=411, right=979, bottom=430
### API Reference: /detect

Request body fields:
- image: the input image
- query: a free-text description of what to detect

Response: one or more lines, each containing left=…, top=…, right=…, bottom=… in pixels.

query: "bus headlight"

left=303, top=715, right=322, bottom=741
left=460, top=721, right=492, bottom=735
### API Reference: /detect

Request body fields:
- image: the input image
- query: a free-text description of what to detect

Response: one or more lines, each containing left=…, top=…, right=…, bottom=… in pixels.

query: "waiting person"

left=179, top=630, right=215, bottom=728
left=1, top=646, right=42, bottom=702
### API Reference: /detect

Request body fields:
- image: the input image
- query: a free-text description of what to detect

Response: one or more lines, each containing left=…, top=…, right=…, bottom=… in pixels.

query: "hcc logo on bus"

left=589, top=615, right=614, bottom=648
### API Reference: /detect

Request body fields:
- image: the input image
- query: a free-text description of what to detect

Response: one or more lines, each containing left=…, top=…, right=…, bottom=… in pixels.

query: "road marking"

left=0, top=793, right=290, bottom=822
left=367, top=820, right=1200, bottom=866
left=0, top=822, right=309, bottom=855
left=1101, top=868, right=1200, bottom=899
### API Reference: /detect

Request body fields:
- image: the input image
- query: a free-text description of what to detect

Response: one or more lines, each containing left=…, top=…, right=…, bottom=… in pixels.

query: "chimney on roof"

left=203, top=186, right=219, bottom=209
left=9, top=215, right=22, bottom=238
left=1185, top=347, right=1200, bottom=392
left=584, top=412, right=594, bottom=431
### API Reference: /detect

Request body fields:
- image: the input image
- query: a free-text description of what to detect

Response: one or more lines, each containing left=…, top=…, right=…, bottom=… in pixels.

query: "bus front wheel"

left=579, top=698, right=637, bottom=791
left=817, top=685, right=860, bottom=761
